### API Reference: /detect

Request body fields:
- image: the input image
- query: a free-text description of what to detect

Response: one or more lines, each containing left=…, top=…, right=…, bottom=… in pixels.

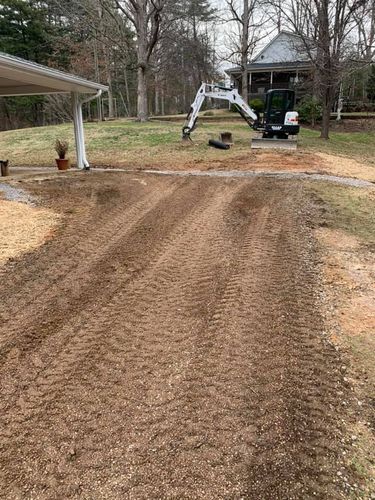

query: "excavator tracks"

left=0, top=172, right=348, bottom=498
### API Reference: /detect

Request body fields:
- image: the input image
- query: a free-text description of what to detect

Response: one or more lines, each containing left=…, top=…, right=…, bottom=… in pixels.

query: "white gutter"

left=81, top=89, right=103, bottom=106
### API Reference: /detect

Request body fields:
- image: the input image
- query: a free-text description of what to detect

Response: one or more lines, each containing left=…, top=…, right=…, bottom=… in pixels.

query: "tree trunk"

left=93, top=35, right=103, bottom=121
left=123, top=67, right=131, bottom=117
left=102, top=45, right=114, bottom=119
left=137, top=65, right=148, bottom=121
left=320, top=105, right=330, bottom=139
left=107, top=83, right=114, bottom=119
left=119, top=90, right=129, bottom=117
left=182, top=51, right=186, bottom=110
left=365, top=0, right=375, bottom=62
left=136, top=4, right=149, bottom=122
left=155, top=77, right=160, bottom=116
left=113, top=0, right=162, bottom=120
left=320, top=87, right=334, bottom=139
left=240, top=0, right=249, bottom=102
left=336, top=83, right=343, bottom=122
left=161, top=87, right=165, bottom=116
left=241, top=70, right=248, bottom=103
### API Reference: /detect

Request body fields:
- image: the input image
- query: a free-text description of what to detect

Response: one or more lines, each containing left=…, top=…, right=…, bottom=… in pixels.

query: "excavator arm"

left=182, top=83, right=259, bottom=140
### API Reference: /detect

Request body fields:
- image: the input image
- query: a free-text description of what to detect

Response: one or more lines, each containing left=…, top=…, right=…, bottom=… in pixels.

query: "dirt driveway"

left=0, top=173, right=349, bottom=498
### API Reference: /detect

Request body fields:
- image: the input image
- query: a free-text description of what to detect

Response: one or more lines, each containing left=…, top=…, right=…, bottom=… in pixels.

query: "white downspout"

left=72, top=92, right=83, bottom=169
left=72, top=89, right=103, bottom=170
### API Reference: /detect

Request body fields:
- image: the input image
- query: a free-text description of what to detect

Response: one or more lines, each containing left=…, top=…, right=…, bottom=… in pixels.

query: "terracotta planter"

left=56, top=158, right=70, bottom=170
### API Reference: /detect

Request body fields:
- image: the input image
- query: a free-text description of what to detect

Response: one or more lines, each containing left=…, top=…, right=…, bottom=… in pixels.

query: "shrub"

left=297, top=96, right=322, bottom=125
left=230, top=98, right=264, bottom=115
left=203, top=110, right=215, bottom=116
left=249, top=98, right=265, bottom=114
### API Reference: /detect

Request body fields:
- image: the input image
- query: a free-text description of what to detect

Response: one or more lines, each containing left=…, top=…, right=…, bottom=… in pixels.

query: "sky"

left=210, top=0, right=275, bottom=76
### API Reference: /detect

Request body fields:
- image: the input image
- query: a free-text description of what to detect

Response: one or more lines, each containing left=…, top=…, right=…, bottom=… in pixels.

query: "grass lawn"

left=310, top=183, right=375, bottom=244
left=0, top=118, right=374, bottom=169
left=309, top=182, right=375, bottom=493
left=299, top=127, right=375, bottom=163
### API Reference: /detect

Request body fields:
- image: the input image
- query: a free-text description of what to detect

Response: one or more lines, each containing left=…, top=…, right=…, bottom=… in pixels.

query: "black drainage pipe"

left=208, top=139, right=230, bottom=150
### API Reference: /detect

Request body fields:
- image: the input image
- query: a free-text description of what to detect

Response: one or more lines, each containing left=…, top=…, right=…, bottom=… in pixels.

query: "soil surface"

left=5, top=147, right=375, bottom=183
left=94, top=148, right=375, bottom=184
left=100, top=149, right=325, bottom=174
left=0, top=198, right=58, bottom=266
left=317, top=227, right=375, bottom=494
left=0, top=172, right=350, bottom=498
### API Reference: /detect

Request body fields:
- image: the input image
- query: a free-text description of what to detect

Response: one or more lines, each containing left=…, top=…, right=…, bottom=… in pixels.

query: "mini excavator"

left=182, top=83, right=300, bottom=149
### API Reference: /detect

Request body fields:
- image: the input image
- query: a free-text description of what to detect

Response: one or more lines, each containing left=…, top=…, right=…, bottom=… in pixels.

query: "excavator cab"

left=265, top=90, right=294, bottom=124
left=261, top=89, right=299, bottom=139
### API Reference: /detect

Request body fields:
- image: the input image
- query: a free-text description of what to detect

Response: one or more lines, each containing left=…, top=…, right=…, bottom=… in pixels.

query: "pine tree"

left=0, top=0, right=55, bottom=64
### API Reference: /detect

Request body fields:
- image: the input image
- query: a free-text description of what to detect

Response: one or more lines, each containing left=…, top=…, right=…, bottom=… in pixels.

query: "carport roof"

left=0, top=52, right=108, bottom=96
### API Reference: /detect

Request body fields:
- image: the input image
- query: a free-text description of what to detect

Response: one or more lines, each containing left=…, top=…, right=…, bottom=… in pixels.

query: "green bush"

left=297, top=96, right=322, bottom=125
left=249, top=98, right=265, bottom=114
left=230, top=98, right=264, bottom=115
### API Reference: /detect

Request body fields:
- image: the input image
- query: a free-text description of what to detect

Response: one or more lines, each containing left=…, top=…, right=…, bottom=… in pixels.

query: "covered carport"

left=0, top=52, right=108, bottom=169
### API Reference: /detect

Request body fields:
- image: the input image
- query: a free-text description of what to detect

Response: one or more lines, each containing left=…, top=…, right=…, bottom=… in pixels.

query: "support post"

left=72, top=92, right=87, bottom=169
left=249, top=72, right=252, bottom=94
left=270, top=71, right=273, bottom=88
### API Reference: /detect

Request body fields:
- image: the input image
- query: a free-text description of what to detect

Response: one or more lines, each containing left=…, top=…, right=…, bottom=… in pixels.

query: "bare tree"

left=111, top=0, right=165, bottom=121
left=51, top=0, right=136, bottom=119
left=148, top=0, right=218, bottom=115
left=224, top=0, right=269, bottom=102
left=270, top=0, right=368, bottom=138
left=355, top=0, right=375, bottom=62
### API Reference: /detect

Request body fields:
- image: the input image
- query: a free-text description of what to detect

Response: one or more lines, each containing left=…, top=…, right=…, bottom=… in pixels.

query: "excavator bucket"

left=251, top=135, right=297, bottom=151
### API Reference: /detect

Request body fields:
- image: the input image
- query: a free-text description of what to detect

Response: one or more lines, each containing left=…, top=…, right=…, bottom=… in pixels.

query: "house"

left=225, top=31, right=314, bottom=101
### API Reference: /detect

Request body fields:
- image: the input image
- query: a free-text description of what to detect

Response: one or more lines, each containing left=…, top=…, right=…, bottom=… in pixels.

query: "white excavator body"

left=182, top=82, right=299, bottom=150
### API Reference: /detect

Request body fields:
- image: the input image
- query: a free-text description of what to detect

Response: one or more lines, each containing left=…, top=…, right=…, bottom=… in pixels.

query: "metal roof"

left=225, top=60, right=313, bottom=75
left=251, top=30, right=307, bottom=63
left=0, top=52, right=108, bottom=96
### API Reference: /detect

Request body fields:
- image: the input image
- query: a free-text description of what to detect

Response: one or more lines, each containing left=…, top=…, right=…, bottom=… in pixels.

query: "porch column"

left=249, top=72, right=252, bottom=94
left=270, top=71, right=273, bottom=88
left=72, top=92, right=89, bottom=170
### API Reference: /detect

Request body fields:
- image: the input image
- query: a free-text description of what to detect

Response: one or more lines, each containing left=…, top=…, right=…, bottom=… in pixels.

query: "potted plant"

left=55, top=139, right=70, bottom=170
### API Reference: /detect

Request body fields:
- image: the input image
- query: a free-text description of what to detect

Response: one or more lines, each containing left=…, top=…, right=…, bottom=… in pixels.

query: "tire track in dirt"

left=0, top=178, right=247, bottom=498
left=6, top=180, right=253, bottom=498
left=0, top=177, right=202, bottom=348
left=0, top=178, right=222, bottom=414
left=0, top=176, right=177, bottom=322
left=0, top=174, right=347, bottom=499
left=228, top=185, right=343, bottom=498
